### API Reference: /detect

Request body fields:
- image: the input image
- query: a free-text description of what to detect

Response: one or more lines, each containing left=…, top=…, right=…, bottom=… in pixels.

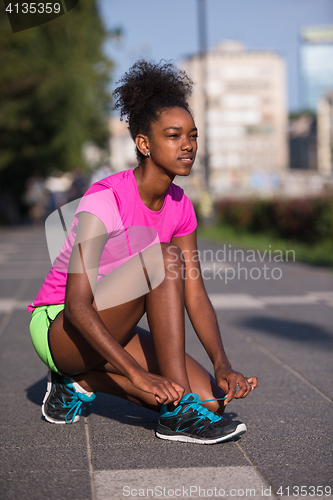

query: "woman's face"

left=146, top=107, right=198, bottom=177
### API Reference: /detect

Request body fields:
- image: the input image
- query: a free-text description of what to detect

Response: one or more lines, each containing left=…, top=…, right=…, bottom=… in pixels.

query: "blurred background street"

left=1, top=0, right=333, bottom=265
left=0, top=0, right=333, bottom=498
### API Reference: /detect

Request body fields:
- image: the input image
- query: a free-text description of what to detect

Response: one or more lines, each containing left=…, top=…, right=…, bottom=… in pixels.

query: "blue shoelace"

left=63, top=393, right=83, bottom=423
left=177, top=396, right=227, bottom=423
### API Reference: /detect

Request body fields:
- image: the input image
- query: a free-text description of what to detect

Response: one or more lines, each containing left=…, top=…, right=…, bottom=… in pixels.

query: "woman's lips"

left=178, top=156, right=194, bottom=163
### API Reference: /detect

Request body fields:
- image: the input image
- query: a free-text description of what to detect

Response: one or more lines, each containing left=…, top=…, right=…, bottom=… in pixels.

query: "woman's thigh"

left=48, top=243, right=168, bottom=376
left=48, top=294, right=146, bottom=376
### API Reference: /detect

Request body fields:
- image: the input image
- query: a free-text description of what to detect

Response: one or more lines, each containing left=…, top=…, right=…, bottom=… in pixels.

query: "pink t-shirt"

left=28, top=168, right=197, bottom=311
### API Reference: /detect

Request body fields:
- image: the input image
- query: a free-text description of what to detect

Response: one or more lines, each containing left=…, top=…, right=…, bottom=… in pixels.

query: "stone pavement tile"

left=0, top=309, right=33, bottom=343
left=94, top=466, right=267, bottom=500
left=91, top=439, right=248, bottom=471
left=186, top=317, right=322, bottom=407
left=231, top=305, right=333, bottom=341
left=241, top=395, right=333, bottom=431
left=242, top=437, right=333, bottom=467
left=89, top=418, right=157, bottom=445
left=0, top=268, right=51, bottom=281
left=1, top=351, right=49, bottom=395
left=1, top=363, right=50, bottom=395
left=218, top=309, right=333, bottom=400
left=0, top=471, right=92, bottom=500
left=231, top=391, right=333, bottom=440
left=265, top=303, right=333, bottom=339
left=0, top=444, right=89, bottom=474
left=0, top=279, right=20, bottom=297
left=21, top=278, right=48, bottom=299
left=90, top=394, right=157, bottom=423
left=0, top=395, right=86, bottom=447
left=257, top=464, right=333, bottom=491
left=21, top=258, right=47, bottom=266
left=0, top=310, right=47, bottom=391
left=237, top=400, right=333, bottom=488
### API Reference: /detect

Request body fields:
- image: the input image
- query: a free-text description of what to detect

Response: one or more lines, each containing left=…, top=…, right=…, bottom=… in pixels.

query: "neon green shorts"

left=29, top=304, right=65, bottom=375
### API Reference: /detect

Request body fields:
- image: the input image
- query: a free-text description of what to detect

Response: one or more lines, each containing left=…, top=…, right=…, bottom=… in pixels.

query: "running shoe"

left=156, top=393, right=246, bottom=444
left=42, top=370, right=96, bottom=424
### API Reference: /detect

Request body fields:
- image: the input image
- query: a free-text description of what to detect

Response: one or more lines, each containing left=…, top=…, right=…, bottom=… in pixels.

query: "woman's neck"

left=133, top=164, right=174, bottom=212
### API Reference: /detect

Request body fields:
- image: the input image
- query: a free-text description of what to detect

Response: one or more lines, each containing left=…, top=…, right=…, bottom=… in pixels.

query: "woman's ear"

left=135, top=134, right=150, bottom=157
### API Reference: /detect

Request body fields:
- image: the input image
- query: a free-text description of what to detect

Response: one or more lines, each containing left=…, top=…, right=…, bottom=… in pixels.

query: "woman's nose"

left=181, top=136, right=193, bottom=151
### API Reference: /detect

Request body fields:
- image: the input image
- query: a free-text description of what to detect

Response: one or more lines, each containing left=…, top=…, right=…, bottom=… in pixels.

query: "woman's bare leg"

left=49, top=243, right=224, bottom=412
left=74, top=327, right=225, bottom=415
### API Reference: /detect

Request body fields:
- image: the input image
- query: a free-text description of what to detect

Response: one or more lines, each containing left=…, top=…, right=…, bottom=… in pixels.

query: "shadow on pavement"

left=25, top=376, right=47, bottom=405
left=236, top=316, right=333, bottom=348
left=25, top=379, right=241, bottom=427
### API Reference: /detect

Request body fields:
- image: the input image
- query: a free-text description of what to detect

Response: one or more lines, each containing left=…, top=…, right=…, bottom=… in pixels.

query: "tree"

left=0, top=0, right=113, bottom=201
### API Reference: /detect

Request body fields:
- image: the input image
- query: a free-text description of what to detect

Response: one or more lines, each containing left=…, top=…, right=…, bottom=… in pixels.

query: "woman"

left=29, top=60, right=258, bottom=444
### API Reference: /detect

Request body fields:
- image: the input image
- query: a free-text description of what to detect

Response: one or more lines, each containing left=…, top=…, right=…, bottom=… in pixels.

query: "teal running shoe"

left=42, top=370, right=96, bottom=424
left=156, top=393, right=247, bottom=444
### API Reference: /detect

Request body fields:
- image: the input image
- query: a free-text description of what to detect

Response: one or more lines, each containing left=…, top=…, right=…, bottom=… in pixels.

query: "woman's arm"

left=171, top=229, right=258, bottom=404
left=65, top=212, right=184, bottom=405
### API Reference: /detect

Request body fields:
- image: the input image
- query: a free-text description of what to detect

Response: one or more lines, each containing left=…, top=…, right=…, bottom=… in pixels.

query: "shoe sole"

left=41, top=373, right=80, bottom=424
left=156, top=423, right=247, bottom=444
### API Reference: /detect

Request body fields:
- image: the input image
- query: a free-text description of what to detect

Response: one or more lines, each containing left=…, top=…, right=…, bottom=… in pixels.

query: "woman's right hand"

left=130, top=370, right=185, bottom=405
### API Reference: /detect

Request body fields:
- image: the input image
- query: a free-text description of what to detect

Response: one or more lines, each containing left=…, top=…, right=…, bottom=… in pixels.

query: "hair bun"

left=113, top=59, right=192, bottom=121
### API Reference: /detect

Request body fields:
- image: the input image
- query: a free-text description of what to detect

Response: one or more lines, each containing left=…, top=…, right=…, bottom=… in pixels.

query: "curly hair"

left=113, top=60, right=193, bottom=162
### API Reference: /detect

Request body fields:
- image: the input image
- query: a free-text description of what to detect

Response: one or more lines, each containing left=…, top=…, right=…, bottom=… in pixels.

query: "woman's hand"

left=130, top=369, right=185, bottom=406
left=214, top=364, right=258, bottom=405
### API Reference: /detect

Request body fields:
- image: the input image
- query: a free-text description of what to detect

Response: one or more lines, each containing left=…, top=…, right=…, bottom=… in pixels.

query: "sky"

left=98, top=0, right=333, bottom=112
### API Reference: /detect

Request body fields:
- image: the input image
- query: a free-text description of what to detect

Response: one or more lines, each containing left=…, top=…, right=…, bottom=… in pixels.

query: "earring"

left=145, top=152, right=150, bottom=157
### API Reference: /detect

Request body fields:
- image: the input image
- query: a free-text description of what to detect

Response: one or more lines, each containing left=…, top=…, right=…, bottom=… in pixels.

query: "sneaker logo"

left=177, top=417, right=206, bottom=433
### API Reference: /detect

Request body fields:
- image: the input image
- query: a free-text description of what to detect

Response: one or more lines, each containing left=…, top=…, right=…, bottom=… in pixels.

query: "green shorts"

left=29, top=304, right=65, bottom=375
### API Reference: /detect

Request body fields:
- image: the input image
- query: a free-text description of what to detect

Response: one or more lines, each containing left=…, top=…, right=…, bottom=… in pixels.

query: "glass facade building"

left=300, top=26, right=333, bottom=112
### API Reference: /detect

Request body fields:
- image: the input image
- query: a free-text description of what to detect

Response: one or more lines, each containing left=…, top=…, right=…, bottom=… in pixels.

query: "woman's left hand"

left=214, top=364, right=258, bottom=405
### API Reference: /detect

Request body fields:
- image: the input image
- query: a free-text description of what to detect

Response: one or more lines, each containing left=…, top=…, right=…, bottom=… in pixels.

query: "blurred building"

left=317, top=91, right=333, bottom=175
left=107, top=41, right=332, bottom=201
left=289, top=114, right=317, bottom=170
left=180, top=41, right=288, bottom=198
left=300, top=26, right=333, bottom=112
left=109, top=117, right=137, bottom=172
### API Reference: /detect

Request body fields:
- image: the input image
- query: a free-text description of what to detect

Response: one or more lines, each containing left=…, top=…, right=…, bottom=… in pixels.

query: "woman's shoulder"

left=89, top=169, right=132, bottom=192
left=168, top=183, right=194, bottom=208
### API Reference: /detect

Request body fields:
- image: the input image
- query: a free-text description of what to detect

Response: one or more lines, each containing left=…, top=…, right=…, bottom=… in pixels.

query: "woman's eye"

left=169, top=134, right=179, bottom=138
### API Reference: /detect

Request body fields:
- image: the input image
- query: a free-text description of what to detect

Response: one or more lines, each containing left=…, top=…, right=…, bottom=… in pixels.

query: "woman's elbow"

left=64, top=299, right=89, bottom=324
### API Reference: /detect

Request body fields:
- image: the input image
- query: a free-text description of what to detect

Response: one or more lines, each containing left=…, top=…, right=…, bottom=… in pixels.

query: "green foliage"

left=198, top=223, right=333, bottom=268
left=0, top=1, right=113, bottom=196
left=215, top=197, right=333, bottom=245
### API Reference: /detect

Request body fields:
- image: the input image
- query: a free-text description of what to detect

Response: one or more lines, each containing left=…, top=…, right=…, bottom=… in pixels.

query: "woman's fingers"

left=247, top=376, right=258, bottom=390
left=155, top=380, right=185, bottom=405
left=132, top=371, right=185, bottom=405
left=234, top=375, right=258, bottom=399
left=170, top=381, right=185, bottom=404
left=224, top=373, right=237, bottom=403
left=222, top=372, right=257, bottom=402
left=234, top=377, right=252, bottom=399
left=154, top=382, right=176, bottom=404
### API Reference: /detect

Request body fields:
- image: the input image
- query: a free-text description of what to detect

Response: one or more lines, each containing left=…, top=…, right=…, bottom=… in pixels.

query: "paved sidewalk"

left=0, top=227, right=332, bottom=500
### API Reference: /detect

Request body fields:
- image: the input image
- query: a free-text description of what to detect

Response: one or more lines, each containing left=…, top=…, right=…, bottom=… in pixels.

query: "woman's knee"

left=160, top=243, right=186, bottom=278
left=142, top=242, right=185, bottom=283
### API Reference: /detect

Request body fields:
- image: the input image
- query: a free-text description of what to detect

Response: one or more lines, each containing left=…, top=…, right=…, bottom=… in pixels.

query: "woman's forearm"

left=186, top=292, right=231, bottom=369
